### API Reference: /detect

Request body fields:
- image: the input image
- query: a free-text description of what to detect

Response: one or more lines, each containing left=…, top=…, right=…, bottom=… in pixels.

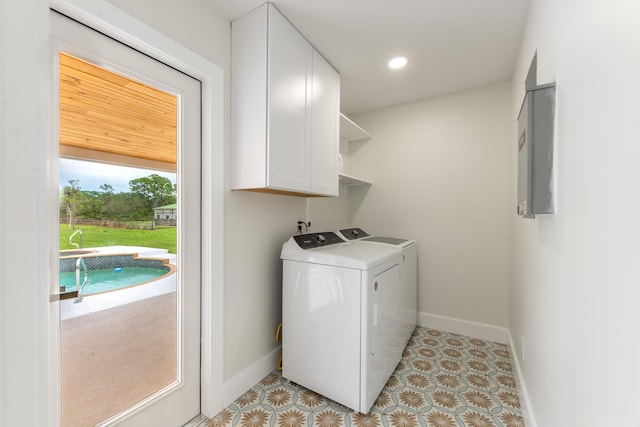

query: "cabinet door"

left=310, top=50, right=340, bottom=196
left=267, top=5, right=311, bottom=192
left=230, top=5, right=268, bottom=190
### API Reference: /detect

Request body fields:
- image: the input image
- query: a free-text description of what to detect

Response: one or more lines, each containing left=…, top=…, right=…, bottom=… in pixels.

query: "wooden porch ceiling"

left=59, top=53, right=177, bottom=166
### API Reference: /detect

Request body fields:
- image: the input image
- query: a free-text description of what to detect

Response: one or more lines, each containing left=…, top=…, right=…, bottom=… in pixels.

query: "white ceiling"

left=209, top=0, right=531, bottom=115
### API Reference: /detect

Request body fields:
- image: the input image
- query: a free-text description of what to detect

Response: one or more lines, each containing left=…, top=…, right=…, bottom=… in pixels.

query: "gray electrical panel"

left=517, top=83, right=556, bottom=218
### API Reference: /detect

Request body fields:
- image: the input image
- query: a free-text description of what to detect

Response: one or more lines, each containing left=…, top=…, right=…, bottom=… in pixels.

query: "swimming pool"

left=58, top=247, right=177, bottom=319
left=60, top=266, right=170, bottom=296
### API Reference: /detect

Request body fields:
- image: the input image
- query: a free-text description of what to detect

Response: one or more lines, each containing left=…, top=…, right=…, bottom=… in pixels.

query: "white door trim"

left=49, top=0, right=225, bottom=421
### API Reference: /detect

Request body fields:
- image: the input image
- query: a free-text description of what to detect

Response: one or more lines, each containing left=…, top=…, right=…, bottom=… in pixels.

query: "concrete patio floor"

left=60, top=292, right=177, bottom=426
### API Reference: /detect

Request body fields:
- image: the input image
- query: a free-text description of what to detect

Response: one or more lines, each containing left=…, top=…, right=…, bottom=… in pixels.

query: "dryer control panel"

left=339, top=228, right=370, bottom=240
left=293, top=232, right=344, bottom=249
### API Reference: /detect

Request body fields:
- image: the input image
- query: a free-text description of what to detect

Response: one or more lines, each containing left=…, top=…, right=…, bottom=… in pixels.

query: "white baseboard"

left=222, top=346, right=281, bottom=407
left=418, top=312, right=509, bottom=344
left=506, top=331, right=537, bottom=427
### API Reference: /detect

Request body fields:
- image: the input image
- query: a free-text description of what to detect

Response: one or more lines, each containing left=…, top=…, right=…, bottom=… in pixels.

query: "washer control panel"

left=339, top=227, right=370, bottom=240
left=293, top=232, right=344, bottom=249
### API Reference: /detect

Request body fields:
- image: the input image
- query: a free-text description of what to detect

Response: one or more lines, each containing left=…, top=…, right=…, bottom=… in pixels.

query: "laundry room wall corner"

left=306, top=183, right=352, bottom=231
left=106, top=0, right=229, bottom=68
left=348, top=82, right=512, bottom=330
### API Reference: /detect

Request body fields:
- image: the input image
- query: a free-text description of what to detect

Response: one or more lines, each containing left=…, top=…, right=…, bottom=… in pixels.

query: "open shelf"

left=339, top=173, right=371, bottom=186
left=339, top=113, right=371, bottom=187
left=340, top=113, right=372, bottom=143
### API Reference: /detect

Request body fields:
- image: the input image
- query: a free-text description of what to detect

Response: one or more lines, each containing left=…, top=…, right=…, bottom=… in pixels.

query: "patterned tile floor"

left=206, top=327, right=524, bottom=427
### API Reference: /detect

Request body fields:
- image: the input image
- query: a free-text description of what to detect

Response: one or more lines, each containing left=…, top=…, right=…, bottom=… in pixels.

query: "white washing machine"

left=338, top=227, right=418, bottom=338
left=281, top=232, right=407, bottom=413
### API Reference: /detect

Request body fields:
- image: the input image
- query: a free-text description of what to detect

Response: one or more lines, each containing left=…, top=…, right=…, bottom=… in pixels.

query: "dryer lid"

left=362, top=236, right=409, bottom=245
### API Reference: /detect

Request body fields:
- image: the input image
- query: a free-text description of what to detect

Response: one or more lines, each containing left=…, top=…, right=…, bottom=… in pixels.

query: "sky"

left=59, top=158, right=176, bottom=193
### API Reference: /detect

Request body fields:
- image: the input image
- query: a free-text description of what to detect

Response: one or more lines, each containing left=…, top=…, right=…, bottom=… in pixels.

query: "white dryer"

left=338, top=228, right=418, bottom=338
left=281, top=232, right=405, bottom=413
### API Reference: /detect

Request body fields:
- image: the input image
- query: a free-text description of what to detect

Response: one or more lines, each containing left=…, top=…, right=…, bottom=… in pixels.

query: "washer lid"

left=281, top=237, right=401, bottom=269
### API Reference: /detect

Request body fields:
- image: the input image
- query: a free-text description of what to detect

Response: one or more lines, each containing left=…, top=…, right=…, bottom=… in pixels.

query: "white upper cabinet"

left=231, top=3, right=340, bottom=197
left=266, top=6, right=310, bottom=192
left=311, top=49, right=340, bottom=195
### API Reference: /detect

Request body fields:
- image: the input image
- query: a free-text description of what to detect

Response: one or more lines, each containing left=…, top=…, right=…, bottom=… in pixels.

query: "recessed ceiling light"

left=388, top=56, right=408, bottom=69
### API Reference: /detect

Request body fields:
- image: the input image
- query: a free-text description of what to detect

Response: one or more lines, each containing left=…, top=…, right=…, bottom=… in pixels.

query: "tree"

left=61, top=179, right=81, bottom=229
left=100, top=192, right=145, bottom=219
left=76, top=190, right=103, bottom=219
left=97, top=183, right=114, bottom=219
left=129, top=174, right=176, bottom=216
left=99, top=183, right=114, bottom=194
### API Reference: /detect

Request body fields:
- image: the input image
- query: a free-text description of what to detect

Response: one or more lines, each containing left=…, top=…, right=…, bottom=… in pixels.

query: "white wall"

left=307, top=185, right=352, bottom=231
left=223, top=191, right=304, bottom=380
left=107, top=0, right=228, bottom=67
left=348, top=83, right=512, bottom=329
left=510, top=0, right=640, bottom=425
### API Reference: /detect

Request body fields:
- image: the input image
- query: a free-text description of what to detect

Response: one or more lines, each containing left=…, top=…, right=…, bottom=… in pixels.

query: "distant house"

left=153, top=203, right=177, bottom=221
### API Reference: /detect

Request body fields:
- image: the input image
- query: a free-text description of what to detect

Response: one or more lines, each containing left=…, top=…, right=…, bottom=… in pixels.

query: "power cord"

left=297, top=221, right=311, bottom=234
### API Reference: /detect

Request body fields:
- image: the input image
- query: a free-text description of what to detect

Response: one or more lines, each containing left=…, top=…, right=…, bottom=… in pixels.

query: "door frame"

left=49, top=0, right=225, bottom=422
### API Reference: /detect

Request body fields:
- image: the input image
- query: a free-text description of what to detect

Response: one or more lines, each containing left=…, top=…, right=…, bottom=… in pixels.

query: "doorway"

left=52, top=10, right=202, bottom=426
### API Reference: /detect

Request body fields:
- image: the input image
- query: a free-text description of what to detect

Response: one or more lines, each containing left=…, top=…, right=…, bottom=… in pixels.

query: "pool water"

left=60, top=267, right=169, bottom=295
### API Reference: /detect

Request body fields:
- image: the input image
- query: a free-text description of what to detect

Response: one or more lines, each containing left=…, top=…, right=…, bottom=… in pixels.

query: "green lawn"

left=60, top=224, right=177, bottom=254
